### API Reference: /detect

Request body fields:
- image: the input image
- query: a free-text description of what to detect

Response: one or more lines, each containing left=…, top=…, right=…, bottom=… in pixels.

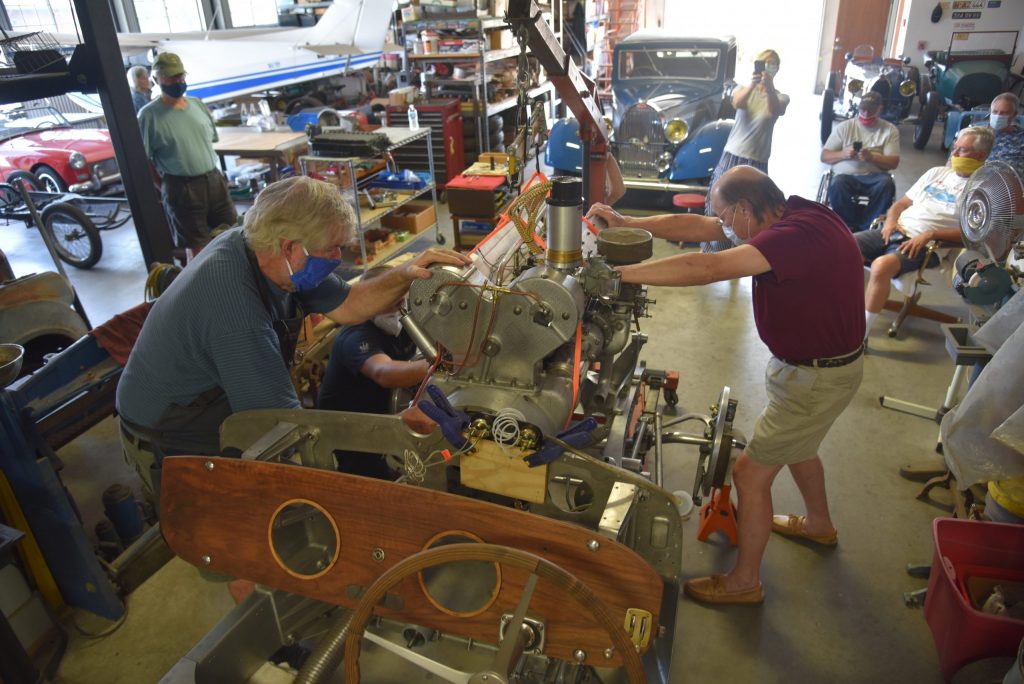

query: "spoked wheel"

left=35, top=165, right=67, bottom=193
left=40, top=202, right=102, bottom=269
left=343, top=543, right=645, bottom=684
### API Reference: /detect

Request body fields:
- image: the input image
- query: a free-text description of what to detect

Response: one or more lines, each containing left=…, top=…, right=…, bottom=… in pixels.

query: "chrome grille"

left=91, top=158, right=119, bottom=180
left=616, top=103, right=668, bottom=178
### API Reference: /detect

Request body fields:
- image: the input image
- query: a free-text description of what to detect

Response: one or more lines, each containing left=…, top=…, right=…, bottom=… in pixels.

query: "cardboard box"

left=388, top=86, right=417, bottom=106
left=381, top=202, right=436, bottom=233
left=401, top=6, right=421, bottom=21
left=478, top=152, right=509, bottom=166
left=489, top=29, right=515, bottom=51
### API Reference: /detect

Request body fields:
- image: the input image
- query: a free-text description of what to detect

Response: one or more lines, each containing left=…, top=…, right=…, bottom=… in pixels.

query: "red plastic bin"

left=923, top=518, right=1024, bottom=681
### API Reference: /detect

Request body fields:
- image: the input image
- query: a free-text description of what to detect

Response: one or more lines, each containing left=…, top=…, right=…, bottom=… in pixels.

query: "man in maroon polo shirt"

left=588, top=165, right=865, bottom=604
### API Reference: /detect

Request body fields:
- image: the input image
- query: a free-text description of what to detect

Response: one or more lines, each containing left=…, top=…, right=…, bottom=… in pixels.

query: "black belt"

left=781, top=343, right=865, bottom=369
left=163, top=169, right=219, bottom=182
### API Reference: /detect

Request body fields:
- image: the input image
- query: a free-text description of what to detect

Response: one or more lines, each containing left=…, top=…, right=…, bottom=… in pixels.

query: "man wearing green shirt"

left=138, top=52, right=237, bottom=253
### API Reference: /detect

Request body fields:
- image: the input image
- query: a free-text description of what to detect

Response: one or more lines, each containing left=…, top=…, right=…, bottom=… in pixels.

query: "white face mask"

left=373, top=312, right=403, bottom=336
left=990, top=113, right=1011, bottom=131
left=764, top=64, right=779, bottom=77
left=720, top=207, right=751, bottom=245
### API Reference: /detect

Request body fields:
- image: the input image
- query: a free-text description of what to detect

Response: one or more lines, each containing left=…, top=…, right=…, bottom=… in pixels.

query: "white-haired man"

left=858, top=126, right=993, bottom=338
left=985, top=92, right=1024, bottom=178
left=115, top=176, right=469, bottom=493
left=127, top=65, right=152, bottom=114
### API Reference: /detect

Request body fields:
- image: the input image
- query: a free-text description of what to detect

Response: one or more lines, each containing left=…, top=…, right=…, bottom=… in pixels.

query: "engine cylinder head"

left=547, top=176, right=583, bottom=271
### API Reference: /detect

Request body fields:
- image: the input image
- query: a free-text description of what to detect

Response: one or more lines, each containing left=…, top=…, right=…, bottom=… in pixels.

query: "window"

left=134, top=0, right=205, bottom=32
left=618, top=48, right=721, bottom=80
left=5, top=0, right=80, bottom=35
left=227, top=0, right=277, bottom=27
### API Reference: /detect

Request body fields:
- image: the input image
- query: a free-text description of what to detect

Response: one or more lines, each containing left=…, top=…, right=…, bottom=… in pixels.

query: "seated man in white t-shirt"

left=856, top=126, right=994, bottom=337
left=821, top=92, right=901, bottom=232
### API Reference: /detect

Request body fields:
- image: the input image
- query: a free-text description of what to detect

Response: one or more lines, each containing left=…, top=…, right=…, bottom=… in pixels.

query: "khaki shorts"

left=746, top=355, right=863, bottom=466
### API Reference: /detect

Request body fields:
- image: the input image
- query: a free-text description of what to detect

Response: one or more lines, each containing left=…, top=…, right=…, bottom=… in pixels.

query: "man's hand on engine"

left=587, top=203, right=630, bottom=229
left=399, top=248, right=471, bottom=281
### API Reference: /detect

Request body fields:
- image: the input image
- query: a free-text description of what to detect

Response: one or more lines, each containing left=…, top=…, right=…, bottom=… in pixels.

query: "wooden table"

left=212, top=128, right=309, bottom=182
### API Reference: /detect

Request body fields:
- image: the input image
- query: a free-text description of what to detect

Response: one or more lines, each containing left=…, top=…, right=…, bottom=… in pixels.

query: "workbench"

left=212, top=128, right=309, bottom=183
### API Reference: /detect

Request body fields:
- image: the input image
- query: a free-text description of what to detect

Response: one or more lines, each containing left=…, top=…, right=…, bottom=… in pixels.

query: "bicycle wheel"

left=40, top=202, right=103, bottom=269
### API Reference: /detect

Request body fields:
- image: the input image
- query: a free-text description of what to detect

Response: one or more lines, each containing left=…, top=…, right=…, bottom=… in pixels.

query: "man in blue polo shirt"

left=116, top=176, right=468, bottom=494
left=138, top=52, right=237, bottom=252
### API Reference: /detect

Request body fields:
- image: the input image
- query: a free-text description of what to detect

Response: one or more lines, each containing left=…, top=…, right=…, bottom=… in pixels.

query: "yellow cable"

left=144, top=263, right=181, bottom=301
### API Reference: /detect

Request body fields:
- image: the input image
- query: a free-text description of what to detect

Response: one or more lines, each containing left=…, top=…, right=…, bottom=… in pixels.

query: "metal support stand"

left=696, top=485, right=738, bottom=546
left=879, top=364, right=969, bottom=423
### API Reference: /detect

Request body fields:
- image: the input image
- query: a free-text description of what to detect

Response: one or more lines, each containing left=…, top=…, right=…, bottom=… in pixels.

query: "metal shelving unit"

left=299, top=127, right=443, bottom=274
left=402, top=16, right=532, bottom=154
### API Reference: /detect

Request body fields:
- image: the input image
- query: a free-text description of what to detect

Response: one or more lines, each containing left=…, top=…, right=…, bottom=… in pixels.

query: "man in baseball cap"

left=820, top=91, right=902, bottom=232
left=138, top=52, right=236, bottom=255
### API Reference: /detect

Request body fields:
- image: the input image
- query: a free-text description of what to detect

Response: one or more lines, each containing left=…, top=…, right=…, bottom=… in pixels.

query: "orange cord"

left=566, top=319, right=583, bottom=429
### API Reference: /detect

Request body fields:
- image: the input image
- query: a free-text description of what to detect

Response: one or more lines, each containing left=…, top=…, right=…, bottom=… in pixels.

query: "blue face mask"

left=160, top=81, right=187, bottom=99
left=990, top=114, right=1011, bottom=131
left=287, top=246, right=340, bottom=291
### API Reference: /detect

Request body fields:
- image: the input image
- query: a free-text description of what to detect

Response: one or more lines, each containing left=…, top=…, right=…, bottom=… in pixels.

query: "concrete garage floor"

left=3, top=92, right=973, bottom=682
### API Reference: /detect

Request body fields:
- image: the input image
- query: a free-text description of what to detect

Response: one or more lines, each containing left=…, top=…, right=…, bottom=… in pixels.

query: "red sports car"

left=0, top=106, right=121, bottom=195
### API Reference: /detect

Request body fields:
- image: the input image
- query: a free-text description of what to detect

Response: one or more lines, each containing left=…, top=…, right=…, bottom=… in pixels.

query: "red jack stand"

left=697, top=485, right=738, bottom=546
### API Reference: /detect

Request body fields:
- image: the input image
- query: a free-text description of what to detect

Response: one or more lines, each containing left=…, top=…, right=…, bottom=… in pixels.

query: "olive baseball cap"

left=859, top=92, right=883, bottom=111
left=152, top=52, right=185, bottom=78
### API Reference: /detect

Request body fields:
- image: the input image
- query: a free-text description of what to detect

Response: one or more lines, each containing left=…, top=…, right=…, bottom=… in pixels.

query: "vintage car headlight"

left=899, top=79, right=917, bottom=97
left=69, top=151, right=87, bottom=170
left=665, top=118, right=688, bottom=144
left=847, top=79, right=864, bottom=95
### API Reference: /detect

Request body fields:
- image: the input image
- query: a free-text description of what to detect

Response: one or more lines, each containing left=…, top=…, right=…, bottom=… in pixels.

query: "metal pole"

left=72, top=0, right=174, bottom=267
left=17, top=184, right=92, bottom=328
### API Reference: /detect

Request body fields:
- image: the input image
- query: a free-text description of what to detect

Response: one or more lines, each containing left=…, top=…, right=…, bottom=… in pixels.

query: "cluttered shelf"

left=357, top=183, right=437, bottom=226
left=407, top=47, right=521, bottom=63
left=403, top=16, right=508, bottom=32
left=298, top=125, right=442, bottom=269
left=462, top=81, right=554, bottom=116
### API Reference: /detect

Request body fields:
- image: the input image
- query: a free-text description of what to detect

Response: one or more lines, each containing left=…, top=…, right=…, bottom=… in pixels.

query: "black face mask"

left=160, top=81, right=187, bottom=99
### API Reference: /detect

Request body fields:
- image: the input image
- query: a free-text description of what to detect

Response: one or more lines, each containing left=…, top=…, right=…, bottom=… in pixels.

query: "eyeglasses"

left=723, top=204, right=739, bottom=226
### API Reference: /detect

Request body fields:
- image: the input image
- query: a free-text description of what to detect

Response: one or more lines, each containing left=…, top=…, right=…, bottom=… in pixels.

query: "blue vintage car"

left=546, top=32, right=737, bottom=194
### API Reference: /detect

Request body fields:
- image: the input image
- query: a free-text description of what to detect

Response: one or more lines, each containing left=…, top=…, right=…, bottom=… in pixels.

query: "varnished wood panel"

left=160, top=457, right=665, bottom=667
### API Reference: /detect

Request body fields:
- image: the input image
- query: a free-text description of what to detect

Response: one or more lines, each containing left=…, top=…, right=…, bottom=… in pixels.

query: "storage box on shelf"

left=446, top=172, right=511, bottom=217
left=299, top=127, right=442, bottom=273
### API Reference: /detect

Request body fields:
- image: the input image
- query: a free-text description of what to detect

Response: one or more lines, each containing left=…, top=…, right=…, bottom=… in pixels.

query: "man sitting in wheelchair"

left=857, top=126, right=994, bottom=338
left=821, top=92, right=901, bottom=232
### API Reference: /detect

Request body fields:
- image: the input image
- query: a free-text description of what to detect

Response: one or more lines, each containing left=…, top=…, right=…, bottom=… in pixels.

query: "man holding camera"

left=821, top=92, right=901, bottom=232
